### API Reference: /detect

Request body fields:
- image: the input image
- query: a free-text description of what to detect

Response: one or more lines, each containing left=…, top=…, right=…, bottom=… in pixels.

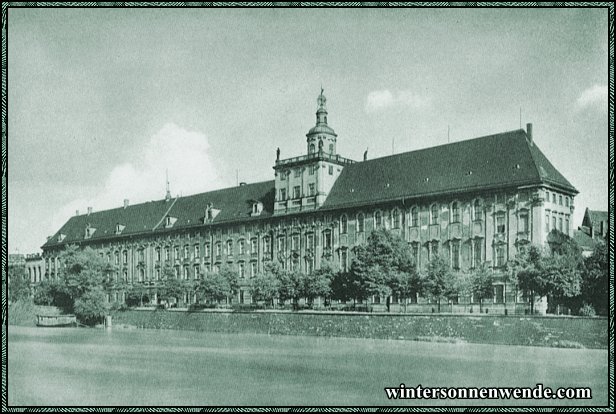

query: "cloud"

left=51, top=122, right=223, bottom=232
left=365, top=89, right=428, bottom=113
left=576, top=84, right=607, bottom=110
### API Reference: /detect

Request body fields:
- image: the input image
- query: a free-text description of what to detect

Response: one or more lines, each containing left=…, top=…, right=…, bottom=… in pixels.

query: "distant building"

left=580, top=208, right=608, bottom=240
left=25, top=253, right=45, bottom=284
left=40, top=91, right=578, bottom=314
left=574, top=208, right=608, bottom=257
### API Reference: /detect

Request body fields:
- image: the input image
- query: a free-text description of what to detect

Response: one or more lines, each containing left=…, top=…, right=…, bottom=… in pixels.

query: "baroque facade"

left=41, top=91, right=578, bottom=312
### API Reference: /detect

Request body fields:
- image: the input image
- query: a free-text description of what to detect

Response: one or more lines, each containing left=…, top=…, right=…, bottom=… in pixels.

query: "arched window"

left=451, top=201, right=460, bottom=223
left=430, top=204, right=439, bottom=225
left=374, top=210, right=383, bottom=228
left=410, top=207, right=419, bottom=227
left=391, top=208, right=401, bottom=229
left=309, top=143, right=315, bottom=154
left=340, top=214, right=348, bottom=234
left=357, top=213, right=365, bottom=232
left=329, top=143, right=334, bottom=154
left=473, top=199, right=482, bottom=221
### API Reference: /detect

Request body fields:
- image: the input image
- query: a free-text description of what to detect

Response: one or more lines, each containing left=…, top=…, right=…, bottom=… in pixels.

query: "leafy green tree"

left=510, top=245, right=549, bottom=314
left=389, top=269, right=422, bottom=312
left=422, top=254, right=457, bottom=312
left=330, top=271, right=357, bottom=304
left=218, top=264, right=240, bottom=300
left=278, top=269, right=304, bottom=308
left=469, top=264, right=494, bottom=312
left=59, top=245, right=107, bottom=300
left=73, top=287, right=107, bottom=325
left=33, top=279, right=71, bottom=307
left=199, top=271, right=232, bottom=304
left=350, top=229, right=417, bottom=311
left=582, top=239, right=608, bottom=315
left=8, top=265, right=31, bottom=302
left=302, top=259, right=337, bottom=307
left=249, top=271, right=280, bottom=308
left=158, top=265, right=185, bottom=305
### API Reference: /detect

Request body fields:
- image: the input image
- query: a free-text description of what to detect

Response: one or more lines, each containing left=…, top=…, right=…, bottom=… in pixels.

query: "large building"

left=41, top=91, right=578, bottom=312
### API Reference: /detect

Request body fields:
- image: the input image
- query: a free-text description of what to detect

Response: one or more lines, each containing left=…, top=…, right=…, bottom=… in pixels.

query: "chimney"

left=87, top=207, right=93, bottom=215
left=75, top=210, right=80, bottom=216
left=526, top=123, right=533, bottom=143
left=123, top=199, right=129, bottom=208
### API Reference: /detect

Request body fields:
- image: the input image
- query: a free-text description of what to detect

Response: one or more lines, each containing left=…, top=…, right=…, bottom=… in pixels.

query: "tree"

left=199, top=271, right=232, bottom=304
left=350, top=229, right=417, bottom=311
left=302, top=259, right=336, bottom=307
left=249, top=272, right=280, bottom=308
left=389, top=269, right=422, bottom=312
left=8, top=265, right=31, bottom=302
left=330, top=270, right=357, bottom=304
left=59, top=245, right=107, bottom=300
left=582, top=239, right=608, bottom=315
left=73, top=288, right=107, bottom=325
left=218, top=264, right=240, bottom=301
left=422, top=254, right=456, bottom=312
left=510, top=245, right=548, bottom=314
left=158, top=265, right=185, bottom=305
left=469, top=264, right=494, bottom=312
left=278, top=269, right=304, bottom=308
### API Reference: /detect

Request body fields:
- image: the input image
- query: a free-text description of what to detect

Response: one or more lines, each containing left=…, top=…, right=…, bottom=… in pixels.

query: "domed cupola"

left=306, top=88, right=338, bottom=156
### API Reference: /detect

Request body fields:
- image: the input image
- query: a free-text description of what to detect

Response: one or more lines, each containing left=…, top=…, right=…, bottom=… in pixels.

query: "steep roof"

left=588, top=210, right=608, bottom=229
left=322, top=129, right=577, bottom=210
left=43, top=128, right=577, bottom=249
left=42, top=181, right=274, bottom=249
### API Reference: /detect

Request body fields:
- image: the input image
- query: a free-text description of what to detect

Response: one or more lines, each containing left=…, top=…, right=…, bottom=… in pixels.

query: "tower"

left=306, top=88, right=338, bottom=156
left=273, top=89, right=354, bottom=215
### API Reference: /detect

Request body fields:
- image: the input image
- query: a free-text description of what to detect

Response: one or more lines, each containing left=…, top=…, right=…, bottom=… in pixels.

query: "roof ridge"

left=356, top=128, right=526, bottom=165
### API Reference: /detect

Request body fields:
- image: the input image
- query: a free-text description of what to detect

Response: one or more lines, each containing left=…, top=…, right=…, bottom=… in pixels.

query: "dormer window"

left=251, top=201, right=263, bottom=217
left=165, top=216, right=177, bottom=228
left=203, top=204, right=221, bottom=223
left=85, top=224, right=96, bottom=239
left=115, top=223, right=126, bottom=235
left=57, top=233, right=66, bottom=243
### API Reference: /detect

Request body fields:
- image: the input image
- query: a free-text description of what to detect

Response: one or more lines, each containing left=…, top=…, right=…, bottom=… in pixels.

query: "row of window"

left=279, top=183, right=317, bottom=201
left=545, top=213, right=570, bottom=234
left=339, top=204, right=528, bottom=234
left=545, top=189, right=571, bottom=207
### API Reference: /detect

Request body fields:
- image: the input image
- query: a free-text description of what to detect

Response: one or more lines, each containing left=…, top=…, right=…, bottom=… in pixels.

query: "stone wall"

left=110, top=309, right=607, bottom=349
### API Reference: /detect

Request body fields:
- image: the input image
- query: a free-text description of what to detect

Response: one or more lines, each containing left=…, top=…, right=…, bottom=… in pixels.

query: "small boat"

left=36, top=314, right=77, bottom=327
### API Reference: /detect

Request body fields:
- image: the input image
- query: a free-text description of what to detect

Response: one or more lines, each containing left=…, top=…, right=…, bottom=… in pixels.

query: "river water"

left=7, top=325, right=607, bottom=406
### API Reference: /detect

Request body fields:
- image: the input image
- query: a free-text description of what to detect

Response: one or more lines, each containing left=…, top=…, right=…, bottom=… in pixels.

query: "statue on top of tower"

left=317, top=87, right=326, bottom=109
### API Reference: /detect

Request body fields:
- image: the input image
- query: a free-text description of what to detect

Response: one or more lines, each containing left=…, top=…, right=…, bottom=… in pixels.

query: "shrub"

left=578, top=303, right=596, bottom=317
left=73, top=288, right=108, bottom=325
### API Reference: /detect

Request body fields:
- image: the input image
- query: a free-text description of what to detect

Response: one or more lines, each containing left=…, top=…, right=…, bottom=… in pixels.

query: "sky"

left=7, top=7, right=610, bottom=254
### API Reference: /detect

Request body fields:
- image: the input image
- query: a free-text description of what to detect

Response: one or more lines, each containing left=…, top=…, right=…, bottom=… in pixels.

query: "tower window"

left=309, top=143, right=315, bottom=154
left=329, top=144, right=334, bottom=154
left=280, top=189, right=286, bottom=201
left=328, top=166, right=333, bottom=175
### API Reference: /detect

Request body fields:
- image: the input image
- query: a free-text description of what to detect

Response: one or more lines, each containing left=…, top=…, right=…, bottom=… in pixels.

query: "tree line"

left=18, top=228, right=608, bottom=325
